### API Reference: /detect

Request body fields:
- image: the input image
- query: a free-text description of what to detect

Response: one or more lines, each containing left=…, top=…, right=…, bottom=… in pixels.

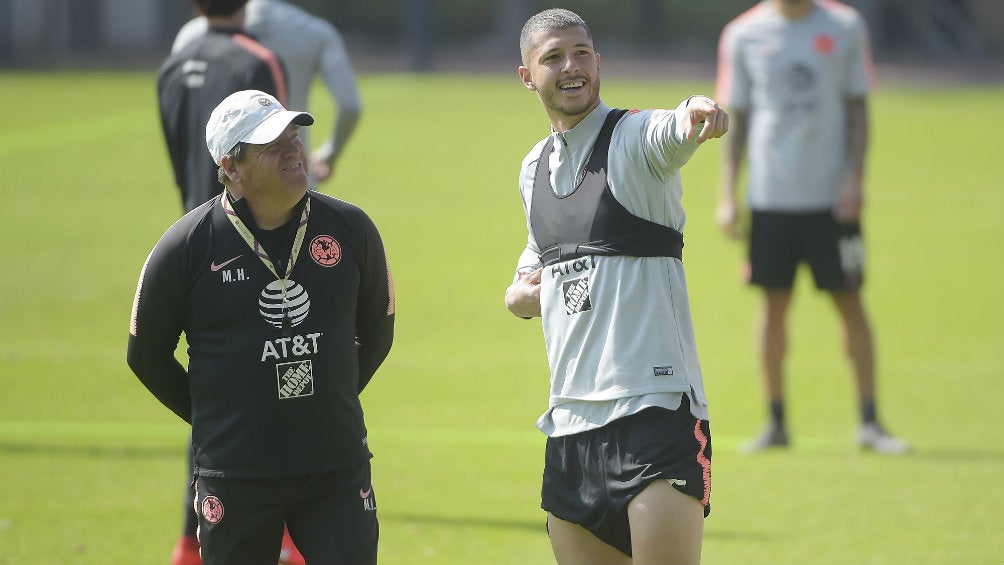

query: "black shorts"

left=749, top=210, right=865, bottom=291
left=193, top=462, right=378, bottom=565
left=541, top=398, right=712, bottom=557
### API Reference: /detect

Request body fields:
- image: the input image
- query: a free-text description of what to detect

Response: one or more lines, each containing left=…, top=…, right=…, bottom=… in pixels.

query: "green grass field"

left=1, top=69, right=1002, bottom=564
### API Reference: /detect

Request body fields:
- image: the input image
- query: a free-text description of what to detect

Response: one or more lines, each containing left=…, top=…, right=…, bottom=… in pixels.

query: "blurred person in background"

left=129, top=90, right=394, bottom=565
left=158, top=0, right=289, bottom=213
left=715, top=0, right=909, bottom=454
left=158, top=1, right=304, bottom=562
left=505, top=8, right=728, bottom=564
left=173, top=0, right=363, bottom=185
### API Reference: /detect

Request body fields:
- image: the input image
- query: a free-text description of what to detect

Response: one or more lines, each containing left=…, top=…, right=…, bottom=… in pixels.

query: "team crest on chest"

left=309, top=235, right=341, bottom=267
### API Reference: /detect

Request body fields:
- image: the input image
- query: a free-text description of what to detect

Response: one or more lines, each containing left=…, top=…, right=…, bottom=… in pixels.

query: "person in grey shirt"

left=716, top=0, right=909, bottom=454
left=174, top=0, right=362, bottom=184
left=505, top=8, right=728, bottom=564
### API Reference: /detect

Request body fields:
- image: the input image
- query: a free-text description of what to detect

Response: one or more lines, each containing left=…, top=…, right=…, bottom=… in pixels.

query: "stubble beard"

left=543, top=79, right=600, bottom=124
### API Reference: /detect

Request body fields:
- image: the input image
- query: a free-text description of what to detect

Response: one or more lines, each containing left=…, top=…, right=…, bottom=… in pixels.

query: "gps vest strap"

left=530, top=109, right=685, bottom=267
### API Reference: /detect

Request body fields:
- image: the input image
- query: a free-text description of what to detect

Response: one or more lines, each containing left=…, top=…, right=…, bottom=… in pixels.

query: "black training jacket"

left=127, top=191, right=395, bottom=478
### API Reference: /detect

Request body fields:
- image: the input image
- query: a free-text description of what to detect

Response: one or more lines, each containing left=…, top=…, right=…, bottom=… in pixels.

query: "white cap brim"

left=240, top=110, right=314, bottom=146
left=205, top=90, right=315, bottom=165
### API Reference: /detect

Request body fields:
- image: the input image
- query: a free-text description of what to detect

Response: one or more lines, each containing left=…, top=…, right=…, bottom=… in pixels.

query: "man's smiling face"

left=519, top=25, right=601, bottom=130
left=238, top=123, right=310, bottom=195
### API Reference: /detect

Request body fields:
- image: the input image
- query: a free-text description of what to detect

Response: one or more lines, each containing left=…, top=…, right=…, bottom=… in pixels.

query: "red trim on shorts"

left=694, top=420, right=711, bottom=507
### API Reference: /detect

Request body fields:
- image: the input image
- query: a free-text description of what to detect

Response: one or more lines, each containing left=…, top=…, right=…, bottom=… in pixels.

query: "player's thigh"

left=547, top=512, right=631, bottom=565
left=749, top=211, right=800, bottom=288
left=194, top=477, right=285, bottom=565
left=286, top=463, right=379, bottom=565
left=628, top=480, right=704, bottom=565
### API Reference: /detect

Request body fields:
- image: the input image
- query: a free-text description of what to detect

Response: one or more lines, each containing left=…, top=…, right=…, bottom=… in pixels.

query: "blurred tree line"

left=295, top=0, right=999, bottom=63
left=0, top=0, right=998, bottom=69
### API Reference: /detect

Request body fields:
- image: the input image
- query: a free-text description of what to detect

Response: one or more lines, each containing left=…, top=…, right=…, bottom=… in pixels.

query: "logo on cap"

left=257, top=97, right=272, bottom=106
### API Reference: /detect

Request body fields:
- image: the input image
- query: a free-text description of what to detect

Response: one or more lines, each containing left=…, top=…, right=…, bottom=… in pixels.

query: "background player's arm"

left=835, top=96, right=868, bottom=222
left=717, top=108, right=748, bottom=239
left=310, top=24, right=363, bottom=183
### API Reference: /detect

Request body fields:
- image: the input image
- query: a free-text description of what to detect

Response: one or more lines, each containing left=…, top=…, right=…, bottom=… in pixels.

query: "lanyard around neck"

left=221, top=191, right=310, bottom=335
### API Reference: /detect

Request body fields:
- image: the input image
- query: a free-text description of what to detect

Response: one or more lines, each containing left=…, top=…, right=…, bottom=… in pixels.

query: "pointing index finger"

left=696, top=107, right=717, bottom=143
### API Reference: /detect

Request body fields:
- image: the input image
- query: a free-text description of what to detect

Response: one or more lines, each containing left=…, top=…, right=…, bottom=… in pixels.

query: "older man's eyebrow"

left=266, top=127, right=300, bottom=147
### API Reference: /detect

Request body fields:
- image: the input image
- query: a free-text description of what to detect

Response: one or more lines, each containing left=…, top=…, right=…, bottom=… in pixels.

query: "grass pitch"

left=0, top=69, right=1002, bottom=564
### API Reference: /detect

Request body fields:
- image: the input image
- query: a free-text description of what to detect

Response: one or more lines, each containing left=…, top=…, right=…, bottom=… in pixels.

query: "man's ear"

left=220, top=155, right=240, bottom=184
left=518, top=66, right=535, bottom=91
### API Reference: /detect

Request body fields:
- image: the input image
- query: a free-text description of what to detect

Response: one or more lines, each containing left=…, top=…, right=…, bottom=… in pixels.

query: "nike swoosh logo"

left=210, top=255, right=243, bottom=272
left=359, top=487, right=372, bottom=498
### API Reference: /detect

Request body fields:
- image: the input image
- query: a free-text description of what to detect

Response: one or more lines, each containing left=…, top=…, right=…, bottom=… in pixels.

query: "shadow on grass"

left=382, top=512, right=545, bottom=533
left=381, top=512, right=775, bottom=540
left=0, top=441, right=183, bottom=459
left=899, top=447, right=1004, bottom=462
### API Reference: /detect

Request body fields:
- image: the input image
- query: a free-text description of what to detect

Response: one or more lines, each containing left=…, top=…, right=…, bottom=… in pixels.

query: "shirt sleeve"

left=639, top=104, right=701, bottom=176
left=171, top=16, right=208, bottom=54
left=511, top=246, right=543, bottom=283
left=716, top=21, right=750, bottom=110
left=843, top=14, right=874, bottom=97
left=126, top=229, right=192, bottom=423
left=353, top=211, right=394, bottom=393
left=516, top=142, right=547, bottom=257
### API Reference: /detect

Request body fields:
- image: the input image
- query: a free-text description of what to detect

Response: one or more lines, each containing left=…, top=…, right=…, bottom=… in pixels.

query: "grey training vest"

left=530, top=109, right=685, bottom=267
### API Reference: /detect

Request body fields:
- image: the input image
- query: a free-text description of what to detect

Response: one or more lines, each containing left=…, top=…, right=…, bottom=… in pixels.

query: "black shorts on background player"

left=749, top=210, right=864, bottom=291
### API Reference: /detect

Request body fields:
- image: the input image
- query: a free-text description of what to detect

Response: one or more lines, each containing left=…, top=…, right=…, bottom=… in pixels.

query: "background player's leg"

left=743, top=288, right=792, bottom=452
left=830, top=290, right=874, bottom=401
left=830, top=290, right=909, bottom=454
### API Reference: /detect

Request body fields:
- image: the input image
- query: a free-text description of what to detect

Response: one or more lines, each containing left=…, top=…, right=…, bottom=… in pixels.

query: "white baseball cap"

left=205, top=90, right=314, bottom=165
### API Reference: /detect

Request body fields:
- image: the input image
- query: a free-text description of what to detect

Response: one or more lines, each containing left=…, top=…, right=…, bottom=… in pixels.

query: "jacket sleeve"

left=126, top=231, right=192, bottom=422
left=353, top=211, right=395, bottom=393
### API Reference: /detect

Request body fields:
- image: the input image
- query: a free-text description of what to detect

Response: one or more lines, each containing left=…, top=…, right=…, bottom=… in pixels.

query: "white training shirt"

left=512, top=101, right=711, bottom=438
left=716, top=0, right=872, bottom=211
left=172, top=0, right=362, bottom=156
